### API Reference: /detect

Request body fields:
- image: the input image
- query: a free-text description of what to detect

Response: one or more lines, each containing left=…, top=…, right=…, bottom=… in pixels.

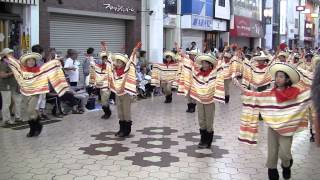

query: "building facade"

left=0, top=0, right=39, bottom=56
left=39, top=0, right=141, bottom=57
left=230, top=0, right=263, bottom=49
left=264, top=0, right=320, bottom=50
left=180, top=0, right=230, bottom=52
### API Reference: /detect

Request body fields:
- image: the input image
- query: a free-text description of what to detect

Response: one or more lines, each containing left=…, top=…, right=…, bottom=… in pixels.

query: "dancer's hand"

left=133, top=42, right=142, bottom=53
left=233, top=78, right=245, bottom=93
left=100, top=41, right=107, bottom=51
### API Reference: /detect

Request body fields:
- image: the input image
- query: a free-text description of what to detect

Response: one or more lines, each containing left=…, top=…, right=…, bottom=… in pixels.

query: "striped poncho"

left=229, top=56, right=246, bottom=78
left=177, top=56, right=194, bottom=95
left=6, top=57, right=69, bottom=96
left=239, top=88, right=311, bottom=144
left=109, top=55, right=137, bottom=96
left=242, top=61, right=272, bottom=90
left=179, top=62, right=225, bottom=104
left=151, top=62, right=179, bottom=88
left=89, top=59, right=112, bottom=92
left=220, top=59, right=232, bottom=80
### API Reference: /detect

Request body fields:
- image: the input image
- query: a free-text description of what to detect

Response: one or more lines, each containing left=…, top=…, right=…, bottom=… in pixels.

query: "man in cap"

left=0, top=48, right=22, bottom=125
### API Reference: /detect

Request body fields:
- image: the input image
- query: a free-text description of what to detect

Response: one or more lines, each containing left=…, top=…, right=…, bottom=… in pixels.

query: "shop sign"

left=191, top=15, right=213, bottom=30
left=103, top=2, right=135, bottom=13
left=230, top=16, right=263, bottom=38
left=164, top=14, right=177, bottom=27
left=181, top=0, right=213, bottom=17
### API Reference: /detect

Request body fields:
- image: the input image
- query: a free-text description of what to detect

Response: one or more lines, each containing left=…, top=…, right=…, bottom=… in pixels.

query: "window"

left=219, top=0, right=225, bottom=7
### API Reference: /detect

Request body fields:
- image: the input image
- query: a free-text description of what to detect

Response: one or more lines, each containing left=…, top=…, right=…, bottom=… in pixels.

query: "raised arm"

left=100, top=41, right=108, bottom=52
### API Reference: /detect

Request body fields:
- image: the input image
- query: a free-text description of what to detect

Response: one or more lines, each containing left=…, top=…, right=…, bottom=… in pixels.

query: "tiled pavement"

left=0, top=87, right=319, bottom=180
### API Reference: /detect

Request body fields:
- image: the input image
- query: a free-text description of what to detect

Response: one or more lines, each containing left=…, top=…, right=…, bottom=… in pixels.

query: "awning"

left=0, top=0, right=36, bottom=5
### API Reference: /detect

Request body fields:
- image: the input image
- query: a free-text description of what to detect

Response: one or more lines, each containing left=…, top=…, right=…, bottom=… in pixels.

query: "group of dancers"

left=2, top=41, right=320, bottom=180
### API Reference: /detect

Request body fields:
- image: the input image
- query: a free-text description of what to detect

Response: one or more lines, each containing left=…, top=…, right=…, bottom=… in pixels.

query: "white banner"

left=279, top=0, right=287, bottom=35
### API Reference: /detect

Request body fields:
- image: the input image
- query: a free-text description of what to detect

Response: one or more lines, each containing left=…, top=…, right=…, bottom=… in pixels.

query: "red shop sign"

left=230, top=16, right=263, bottom=38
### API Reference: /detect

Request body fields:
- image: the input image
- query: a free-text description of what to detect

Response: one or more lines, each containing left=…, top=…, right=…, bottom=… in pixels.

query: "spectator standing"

left=0, top=48, right=22, bottom=125
left=83, top=47, right=95, bottom=88
left=64, top=49, right=80, bottom=87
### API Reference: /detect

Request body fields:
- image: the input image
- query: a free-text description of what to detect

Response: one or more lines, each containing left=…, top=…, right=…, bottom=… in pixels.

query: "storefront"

left=230, top=15, right=263, bottom=49
left=0, top=0, right=39, bottom=56
left=230, top=0, right=263, bottom=49
left=40, top=0, right=141, bottom=57
left=180, top=0, right=229, bottom=51
left=163, top=0, right=178, bottom=51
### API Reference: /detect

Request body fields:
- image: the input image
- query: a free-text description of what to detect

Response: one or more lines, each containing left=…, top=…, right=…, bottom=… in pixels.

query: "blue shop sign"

left=191, top=15, right=213, bottom=30
left=181, top=0, right=213, bottom=17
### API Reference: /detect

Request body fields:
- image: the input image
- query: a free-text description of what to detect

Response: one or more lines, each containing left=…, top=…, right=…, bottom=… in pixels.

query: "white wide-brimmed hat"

left=252, top=51, right=272, bottom=61
left=19, top=52, right=42, bottom=66
left=269, top=62, right=300, bottom=84
left=163, top=51, right=176, bottom=60
left=0, top=48, right=14, bottom=57
left=195, top=54, right=217, bottom=66
left=100, top=51, right=112, bottom=58
left=111, top=53, right=129, bottom=64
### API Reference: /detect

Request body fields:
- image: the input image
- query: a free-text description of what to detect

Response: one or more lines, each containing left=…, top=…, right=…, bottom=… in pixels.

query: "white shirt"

left=64, top=58, right=80, bottom=83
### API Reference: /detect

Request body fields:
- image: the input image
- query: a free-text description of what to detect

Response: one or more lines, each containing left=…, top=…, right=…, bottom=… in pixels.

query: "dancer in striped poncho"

left=90, top=42, right=113, bottom=119
left=6, top=52, right=69, bottom=137
left=242, top=51, right=273, bottom=92
left=110, top=42, right=141, bottom=137
left=220, top=52, right=233, bottom=103
left=180, top=54, right=225, bottom=149
left=151, top=51, right=179, bottom=103
left=234, top=62, right=311, bottom=180
left=176, top=45, right=199, bottom=113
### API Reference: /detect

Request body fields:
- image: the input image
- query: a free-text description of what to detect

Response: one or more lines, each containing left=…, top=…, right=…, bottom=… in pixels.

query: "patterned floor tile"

left=0, top=88, right=319, bottom=180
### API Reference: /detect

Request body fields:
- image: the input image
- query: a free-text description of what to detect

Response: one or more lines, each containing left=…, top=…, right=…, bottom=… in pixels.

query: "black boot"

left=121, top=120, right=132, bottom=137
left=33, top=119, right=43, bottom=137
left=268, top=169, right=279, bottom=180
left=164, top=94, right=172, bottom=103
left=310, top=128, right=315, bottom=142
left=101, top=106, right=112, bottom=119
left=115, top=120, right=125, bottom=137
left=189, top=103, right=196, bottom=113
left=186, top=104, right=192, bottom=113
left=26, top=121, right=36, bottom=137
left=198, top=129, right=207, bottom=149
left=281, top=159, right=293, bottom=179
left=225, top=95, right=230, bottom=103
left=206, top=131, right=214, bottom=148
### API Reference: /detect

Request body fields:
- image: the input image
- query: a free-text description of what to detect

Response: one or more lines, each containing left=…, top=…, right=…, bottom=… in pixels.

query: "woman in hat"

left=5, top=52, right=69, bottom=137
left=0, top=48, right=22, bottom=125
left=151, top=50, right=179, bottom=103
left=90, top=42, right=112, bottom=119
left=299, top=52, right=315, bottom=72
left=276, top=51, right=289, bottom=63
left=109, top=42, right=141, bottom=137
left=233, top=62, right=311, bottom=180
left=182, top=54, right=225, bottom=149
left=242, top=51, right=273, bottom=92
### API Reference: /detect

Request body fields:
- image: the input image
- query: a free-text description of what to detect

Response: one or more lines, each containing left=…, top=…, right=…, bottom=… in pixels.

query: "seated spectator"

left=137, top=66, right=152, bottom=98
